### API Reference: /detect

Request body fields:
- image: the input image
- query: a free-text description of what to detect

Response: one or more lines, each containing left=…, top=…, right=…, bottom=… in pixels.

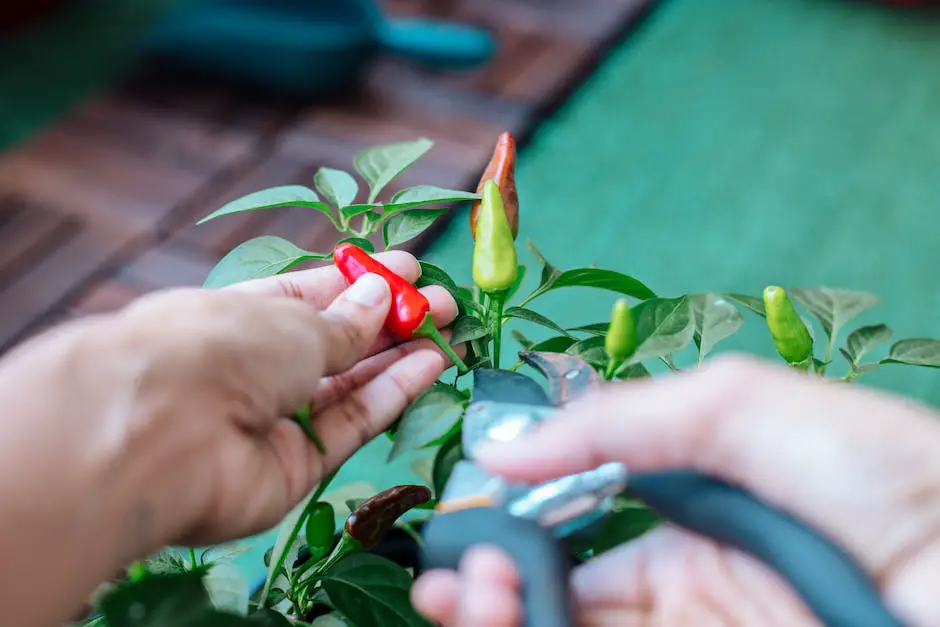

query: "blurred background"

left=2, top=0, right=940, bottom=585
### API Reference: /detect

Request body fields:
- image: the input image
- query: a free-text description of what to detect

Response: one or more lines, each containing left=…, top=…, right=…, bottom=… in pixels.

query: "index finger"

left=225, top=250, right=421, bottom=308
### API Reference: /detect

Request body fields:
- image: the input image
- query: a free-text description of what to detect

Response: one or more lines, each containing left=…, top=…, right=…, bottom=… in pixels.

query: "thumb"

left=316, top=273, right=393, bottom=375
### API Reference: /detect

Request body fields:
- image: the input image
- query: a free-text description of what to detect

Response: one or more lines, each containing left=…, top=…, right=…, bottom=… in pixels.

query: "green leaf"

left=520, top=268, right=655, bottom=307
left=882, top=339, right=940, bottom=368
left=204, top=563, right=249, bottom=616
left=845, top=324, right=892, bottom=363
left=613, top=362, right=651, bottom=379
left=566, top=336, right=609, bottom=366
left=383, top=209, right=447, bottom=249
left=432, top=429, right=463, bottom=499
left=511, top=329, right=534, bottom=350
left=197, top=186, right=331, bottom=225
left=722, top=293, right=766, bottom=317
left=567, top=322, right=608, bottom=336
left=341, top=204, right=381, bottom=218
left=101, top=571, right=210, bottom=626
left=203, top=237, right=322, bottom=289
left=504, top=306, right=573, bottom=338
left=788, top=288, right=879, bottom=343
left=631, top=296, right=695, bottom=362
left=345, top=498, right=368, bottom=512
left=525, top=238, right=561, bottom=287
left=529, top=336, right=577, bottom=353
left=689, top=293, right=744, bottom=360
left=591, top=505, right=661, bottom=554
left=389, top=384, right=467, bottom=461
left=415, top=262, right=482, bottom=315
left=315, top=167, right=359, bottom=209
left=450, top=316, right=488, bottom=345
left=321, top=482, right=379, bottom=519
left=199, top=543, right=252, bottom=566
left=410, top=453, right=436, bottom=486
left=336, top=237, right=375, bottom=254
left=385, top=185, right=480, bottom=211
left=354, top=138, right=434, bottom=203
left=320, top=554, right=431, bottom=627
left=144, top=549, right=187, bottom=575
left=310, top=614, right=352, bottom=626
left=416, top=261, right=459, bottom=292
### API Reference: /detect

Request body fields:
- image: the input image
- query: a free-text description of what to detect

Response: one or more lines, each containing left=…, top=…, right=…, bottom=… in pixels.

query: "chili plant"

left=81, top=135, right=940, bottom=627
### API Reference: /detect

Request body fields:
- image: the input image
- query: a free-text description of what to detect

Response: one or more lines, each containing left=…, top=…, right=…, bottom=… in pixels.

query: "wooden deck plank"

left=0, top=0, right=655, bottom=354
left=0, top=201, right=75, bottom=289
left=0, top=222, right=142, bottom=352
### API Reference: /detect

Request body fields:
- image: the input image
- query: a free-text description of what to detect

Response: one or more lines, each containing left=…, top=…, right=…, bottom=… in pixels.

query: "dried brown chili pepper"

left=344, top=485, right=432, bottom=549
left=470, top=132, right=519, bottom=241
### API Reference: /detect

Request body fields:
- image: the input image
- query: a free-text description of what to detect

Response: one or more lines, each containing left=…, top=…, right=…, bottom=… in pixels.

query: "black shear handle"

left=630, top=470, right=904, bottom=627
left=421, top=471, right=907, bottom=627
left=421, top=507, right=573, bottom=627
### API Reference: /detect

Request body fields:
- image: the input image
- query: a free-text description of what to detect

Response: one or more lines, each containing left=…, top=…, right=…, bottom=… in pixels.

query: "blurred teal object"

left=138, top=0, right=496, bottom=96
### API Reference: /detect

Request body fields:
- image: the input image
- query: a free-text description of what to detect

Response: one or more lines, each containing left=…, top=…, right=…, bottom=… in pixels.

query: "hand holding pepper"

left=0, top=251, right=462, bottom=627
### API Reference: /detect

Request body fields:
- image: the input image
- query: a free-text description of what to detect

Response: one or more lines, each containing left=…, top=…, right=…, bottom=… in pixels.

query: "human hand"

left=0, top=251, right=460, bottom=626
left=411, top=357, right=940, bottom=627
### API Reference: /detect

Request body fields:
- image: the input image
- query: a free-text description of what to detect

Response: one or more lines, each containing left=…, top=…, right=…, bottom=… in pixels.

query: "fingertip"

left=462, top=545, right=520, bottom=588
left=457, top=548, right=523, bottom=627
left=412, top=570, right=459, bottom=623
left=374, top=250, right=422, bottom=282
left=420, top=285, right=459, bottom=327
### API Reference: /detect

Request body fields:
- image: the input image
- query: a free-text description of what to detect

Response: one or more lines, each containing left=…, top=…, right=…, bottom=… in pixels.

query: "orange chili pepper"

left=470, top=132, right=519, bottom=241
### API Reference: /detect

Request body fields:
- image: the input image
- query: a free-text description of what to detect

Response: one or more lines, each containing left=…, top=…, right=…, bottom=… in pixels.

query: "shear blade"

left=470, top=368, right=553, bottom=406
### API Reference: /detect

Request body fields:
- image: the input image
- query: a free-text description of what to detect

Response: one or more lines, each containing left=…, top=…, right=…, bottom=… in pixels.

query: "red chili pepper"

left=333, top=243, right=467, bottom=372
left=470, top=132, right=519, bottom=241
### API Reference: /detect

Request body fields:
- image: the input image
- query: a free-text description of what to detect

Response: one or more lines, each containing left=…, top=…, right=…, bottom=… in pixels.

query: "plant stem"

left=415, top=313, right=467, bottom=373
left=490, top=292, right=506, bottom=369
left=260, top=471, right=337, bottom=606
left=604, top=360, right=622, bottom=381
left=189, top=548, right=198, bottom=570
left=296, top=532, right=363, bottom=594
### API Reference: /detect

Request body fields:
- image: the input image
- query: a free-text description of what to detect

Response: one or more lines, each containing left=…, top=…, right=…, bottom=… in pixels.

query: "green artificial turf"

left=424, top=0, right=940, bottom=407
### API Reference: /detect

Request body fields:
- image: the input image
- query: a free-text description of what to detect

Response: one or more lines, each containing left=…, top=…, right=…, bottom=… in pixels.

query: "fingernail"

left=346, top=273, right=389, bottom=307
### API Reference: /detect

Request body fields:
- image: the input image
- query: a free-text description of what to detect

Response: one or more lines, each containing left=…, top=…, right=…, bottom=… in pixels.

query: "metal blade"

left=519, top=352, right=601, bottom=406
left=470, top=368, right=553, bottom=406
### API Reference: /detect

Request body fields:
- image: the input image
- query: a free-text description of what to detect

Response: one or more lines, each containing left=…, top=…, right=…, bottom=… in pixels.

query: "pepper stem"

left=414, top=313, right=468, bottom=374
left=604, top=359, right=623, bottom=381
left=488, top=290, right=507, bottom=369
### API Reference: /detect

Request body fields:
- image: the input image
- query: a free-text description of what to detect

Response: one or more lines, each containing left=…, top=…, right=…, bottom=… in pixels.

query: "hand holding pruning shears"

left=413, top=357, right=940, bottom=627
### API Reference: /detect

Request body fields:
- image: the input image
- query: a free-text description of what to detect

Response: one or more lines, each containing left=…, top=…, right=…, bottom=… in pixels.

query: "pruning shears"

left=421, top=352, right=905, bottom=627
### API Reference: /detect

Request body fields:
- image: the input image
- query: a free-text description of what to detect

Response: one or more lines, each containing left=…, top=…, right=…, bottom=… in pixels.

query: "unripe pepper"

left=304, top=502, right=336, bottom=562
left=605, top=299, right=637, bottom=362
left=334, top=243, right=467, bottom=372
left=472, top=180, right=518, bottom=293
left=762, top=286, right=813, bottom=365
left=470, top=131, right=519, bottom=241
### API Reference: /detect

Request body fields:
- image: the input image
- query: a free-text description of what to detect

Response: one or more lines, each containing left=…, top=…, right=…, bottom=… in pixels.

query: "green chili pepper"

left=762, top=286, right=813, bottom=365
left=304, top=502, right=336, bottom=562
left=605, top=299, right=637, bottom=363
left=472, top=180, right=518, bottom=294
